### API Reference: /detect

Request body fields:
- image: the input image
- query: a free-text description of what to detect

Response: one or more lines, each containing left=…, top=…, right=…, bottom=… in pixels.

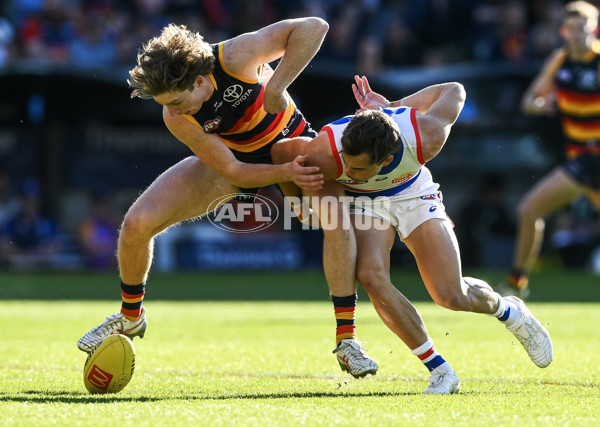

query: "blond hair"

left=128, top=24, right=215, bottom=99
left=564, top=1, right=599, bottom=30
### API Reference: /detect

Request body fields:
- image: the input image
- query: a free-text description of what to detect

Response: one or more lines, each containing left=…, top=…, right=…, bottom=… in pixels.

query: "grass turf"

left=1, top=296, right=599, bottom=426
left=0, top=268, right=598, bottom=302
left=1, top=269, right=599, bottom=425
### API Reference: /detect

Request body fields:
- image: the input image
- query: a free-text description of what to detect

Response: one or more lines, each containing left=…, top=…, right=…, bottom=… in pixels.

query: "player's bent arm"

left=163, top=110, right=321, bottom=189
left=521, top=49, right=564, bottom=116
left=416, top=83, right=466, bottom=161
left=223, top=18, right=328, bottom=90
left=391, top=82, right=463, bottom=115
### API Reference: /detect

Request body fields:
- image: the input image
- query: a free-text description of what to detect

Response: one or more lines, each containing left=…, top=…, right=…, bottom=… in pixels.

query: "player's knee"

left=516, top=198, right=539, bottom=223
left=431, top=290, right=465, bottom=311
left=120, top=208, right=156, bottom=241
left=356, top=264, right=388, bottom=294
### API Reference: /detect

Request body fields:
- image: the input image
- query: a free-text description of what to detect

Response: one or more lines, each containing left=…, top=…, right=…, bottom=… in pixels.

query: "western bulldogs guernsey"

left=321, top=106, right=439, bottom=199
left=182, top=43, right=310, bottom=155
left=554, top=42, right=600, bottom=158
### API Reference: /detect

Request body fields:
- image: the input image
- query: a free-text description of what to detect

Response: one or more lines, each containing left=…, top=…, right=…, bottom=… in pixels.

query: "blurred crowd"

left=0, top=168, right=121, bottom=271
left=0, top=0, right=583, bottom=72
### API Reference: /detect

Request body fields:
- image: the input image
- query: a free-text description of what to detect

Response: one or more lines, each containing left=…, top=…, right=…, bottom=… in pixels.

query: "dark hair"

left=128, top=24, right=216, bottom=99
left=341, top=110, right=401, bottom=164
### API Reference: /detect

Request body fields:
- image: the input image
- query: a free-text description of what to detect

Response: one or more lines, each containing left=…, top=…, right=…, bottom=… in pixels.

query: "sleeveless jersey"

left=554, top=42, right=600, bottom=158
left=182, top=43, right=308, bottom=153
left=321, top=107, right=437, bottom=199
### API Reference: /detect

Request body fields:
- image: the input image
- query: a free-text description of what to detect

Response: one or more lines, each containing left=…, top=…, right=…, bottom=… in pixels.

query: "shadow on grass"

left=0, top=389, right=421, bottom=403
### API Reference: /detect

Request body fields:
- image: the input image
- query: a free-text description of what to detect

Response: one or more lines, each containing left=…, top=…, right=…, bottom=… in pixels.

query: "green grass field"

left=1, top=270, right=599, bottom=426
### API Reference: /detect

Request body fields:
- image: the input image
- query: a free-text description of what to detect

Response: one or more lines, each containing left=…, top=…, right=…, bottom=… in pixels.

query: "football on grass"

left=83, top=334, right=136, bottom=394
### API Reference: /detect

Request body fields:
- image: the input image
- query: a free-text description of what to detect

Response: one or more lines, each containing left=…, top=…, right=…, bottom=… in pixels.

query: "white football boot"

left=422, top=365, right=460, bottom=394
left=78, top=307, right=147, bottom=353
left=504, top=296, right=553, bottom=368
left=332, top=339, right=378, bottom=378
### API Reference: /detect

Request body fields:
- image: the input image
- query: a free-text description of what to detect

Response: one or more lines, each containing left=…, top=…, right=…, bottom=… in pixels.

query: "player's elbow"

left=455, top=82, right=466, bottom=103
left=520, top=97, right=542, bottom=116
left=223, top=171, right=247, bottom=189
left=305, top=17, right=329, bottom=37
left=450, top=83, right=466, bottom=115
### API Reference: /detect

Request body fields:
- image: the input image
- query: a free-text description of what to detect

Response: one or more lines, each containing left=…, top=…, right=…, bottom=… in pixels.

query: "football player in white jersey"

left=272, top=76, right=553, bottom=394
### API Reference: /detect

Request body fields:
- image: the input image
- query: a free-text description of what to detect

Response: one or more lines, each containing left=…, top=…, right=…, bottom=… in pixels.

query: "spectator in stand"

left=356, top=34, right=384, bottom=75
left=380, top=15, right=419, bottom=67
left=496, top=0, right=530, bottom=63
left=405, top=0, right=476, bottom=64
left=0, top=167, right=20, bottom=228
left=0, top=18, right=17, bottom=67
left=18, top=0, right=78, bottom=62
left=457, top=172, right=515, bottom=267
left=231, top=0, right=277, bottom=35
left=5, top=0, right=580, bottom=68
left=77, top=187, right=121, bottom=270
left=0, top=178, right=62, bottom=269
left=528, top=0, right=565, bottom=60
left=69, top=13, right=117, bottom=68
left=320, top=2, right=366, bottom=63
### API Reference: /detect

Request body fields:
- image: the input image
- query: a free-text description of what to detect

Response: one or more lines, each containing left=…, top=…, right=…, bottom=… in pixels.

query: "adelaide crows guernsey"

left=321, top=107, right=439, bottom=199
left=554, top=41, right=600, bottom=158
left=182, top=43, right=309, bottom=154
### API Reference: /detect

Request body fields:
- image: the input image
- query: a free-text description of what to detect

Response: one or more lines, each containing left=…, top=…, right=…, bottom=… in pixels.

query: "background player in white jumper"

left=272, top=76, right=553, bottom=394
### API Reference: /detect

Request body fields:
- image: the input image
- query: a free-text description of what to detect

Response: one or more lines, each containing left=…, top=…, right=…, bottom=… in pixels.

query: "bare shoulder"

left=541, top=48, right=568, bottom=74
left=272, top=137, right=311, bottom=163
left=271, top=133, right=338, bottom=178
left=163, top=108, right=211, bottom=146
left=306, top=132, right=339, bottom=179
left=220, top=36, right=262, bottom=80
left=548, top=47, right=567, bottom=63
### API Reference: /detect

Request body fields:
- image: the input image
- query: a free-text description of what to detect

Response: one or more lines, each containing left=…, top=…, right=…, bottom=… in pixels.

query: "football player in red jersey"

left=503, top=1, right=600, bottom=294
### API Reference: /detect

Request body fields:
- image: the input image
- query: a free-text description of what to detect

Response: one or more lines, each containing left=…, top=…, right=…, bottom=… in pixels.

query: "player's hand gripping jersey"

left=321, top=107, right=440, bottom=199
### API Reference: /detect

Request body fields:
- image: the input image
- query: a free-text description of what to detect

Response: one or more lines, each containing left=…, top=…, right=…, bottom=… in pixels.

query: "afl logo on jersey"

left=223, top=84, right=244, bottom=102
left=203, top=117, right=222, bottom=132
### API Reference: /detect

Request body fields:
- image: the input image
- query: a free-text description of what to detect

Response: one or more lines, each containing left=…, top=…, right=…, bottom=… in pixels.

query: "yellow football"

left=83, top=334, right=136, bottom=394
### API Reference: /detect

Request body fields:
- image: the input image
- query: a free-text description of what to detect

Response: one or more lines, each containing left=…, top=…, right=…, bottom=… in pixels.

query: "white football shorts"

left=349, top=191, right=453, bottom=240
